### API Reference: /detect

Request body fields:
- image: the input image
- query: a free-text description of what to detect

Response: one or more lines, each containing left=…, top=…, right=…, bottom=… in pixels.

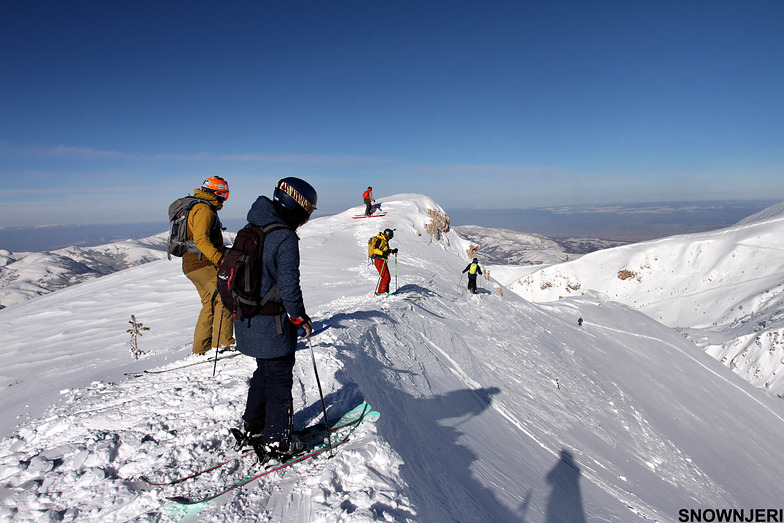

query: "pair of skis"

left=141, top=403, right=379, bottom=505
left=124, top=324, right=332, bottom=377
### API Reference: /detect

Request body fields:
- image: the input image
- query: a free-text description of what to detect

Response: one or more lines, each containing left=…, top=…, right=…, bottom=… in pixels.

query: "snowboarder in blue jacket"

left=233, top=177, right=317, bottom=462
left=462, top=258, right=483, bottom=294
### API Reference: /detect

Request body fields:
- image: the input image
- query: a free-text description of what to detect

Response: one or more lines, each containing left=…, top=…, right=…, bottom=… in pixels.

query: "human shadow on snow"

left=545, top=449, right=587, bottom=523
left=460, top=287, right=493, bottom=296
left=319, top=310, right=387, bottom=331
left=331, top=324, right=523, bottom=522
left=294, top=310, right=387, bottom=426
left=294, top=296, right=588, bottom=521
left=394, top=283, right=439, bottom=298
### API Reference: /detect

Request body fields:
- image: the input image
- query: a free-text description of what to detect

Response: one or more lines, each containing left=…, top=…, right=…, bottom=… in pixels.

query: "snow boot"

left=231, top=422, right=263, bottom=451
left=263, top=438, right=307, bottom=462
left=251, top=439, right=273, bottom=465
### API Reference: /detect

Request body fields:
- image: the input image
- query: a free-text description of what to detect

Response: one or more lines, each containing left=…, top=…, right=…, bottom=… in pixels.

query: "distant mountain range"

left=0, top=234, right=169, bottom=309
left=455, top=225, right=626, bottom=265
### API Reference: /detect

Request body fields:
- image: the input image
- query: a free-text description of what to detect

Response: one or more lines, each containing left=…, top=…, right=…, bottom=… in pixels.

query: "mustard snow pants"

left=185, top=265, right=234, bottom=353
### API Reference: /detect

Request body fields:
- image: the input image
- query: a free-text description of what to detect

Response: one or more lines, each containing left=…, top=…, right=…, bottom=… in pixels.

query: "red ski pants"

left=374, top=258, right=390, bottom=294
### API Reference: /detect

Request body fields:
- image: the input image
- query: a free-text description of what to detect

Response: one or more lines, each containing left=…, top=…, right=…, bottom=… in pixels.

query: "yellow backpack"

left=368, top=235, right=380, bottom=258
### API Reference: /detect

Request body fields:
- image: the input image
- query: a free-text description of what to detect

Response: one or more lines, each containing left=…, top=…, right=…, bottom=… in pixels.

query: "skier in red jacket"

left=362, top=187, right=375, bottom=216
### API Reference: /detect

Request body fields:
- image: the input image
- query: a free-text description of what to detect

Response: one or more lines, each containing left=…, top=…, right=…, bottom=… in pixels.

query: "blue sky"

left=1, top=1, right=782, bottom=227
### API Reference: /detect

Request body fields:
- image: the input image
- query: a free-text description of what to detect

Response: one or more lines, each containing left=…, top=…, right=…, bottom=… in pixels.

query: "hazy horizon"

left=3, top=3, right=783, bottom=230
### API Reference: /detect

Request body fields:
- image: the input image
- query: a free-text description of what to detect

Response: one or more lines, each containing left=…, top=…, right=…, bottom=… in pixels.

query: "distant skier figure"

left=362, top=187, right=375, bottom=216
left=369, top=228, right=397, bottom=295
left=578, top=317, right=583, bottom=326
left=462, top=258, right=483, bottom=294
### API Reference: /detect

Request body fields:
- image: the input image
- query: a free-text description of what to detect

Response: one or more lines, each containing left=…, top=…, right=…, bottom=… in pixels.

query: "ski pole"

left=394, top=253, right=398, bottom=292
left=212, top=308, right=224, bottom=377
left=308, top=336, right=333, bottom=456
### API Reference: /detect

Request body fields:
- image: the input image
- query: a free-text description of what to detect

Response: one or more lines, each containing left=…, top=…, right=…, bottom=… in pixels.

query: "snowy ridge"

left=1, top=194, right=784, bottom=521
left=0, top=234, right=170, bottom=309
left=455, top=225, right=626, bottom=266
left=734, top=200, right=784, bottom=227
left=506, top=200, right=784, bottom=395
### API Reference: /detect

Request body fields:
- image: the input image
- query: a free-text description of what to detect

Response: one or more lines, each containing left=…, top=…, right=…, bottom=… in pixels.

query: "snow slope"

left=0, top=234, right=169, bottom=309
left=506, top=201, right=784, bottom=395
left=1, top=194, right=783, bottom=522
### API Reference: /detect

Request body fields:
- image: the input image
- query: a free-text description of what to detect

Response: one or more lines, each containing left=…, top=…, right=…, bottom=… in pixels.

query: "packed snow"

left=1, top=194, right=783, bottom=522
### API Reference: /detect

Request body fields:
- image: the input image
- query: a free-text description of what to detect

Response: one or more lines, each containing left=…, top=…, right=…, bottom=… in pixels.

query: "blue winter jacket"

left=234, top=196, right=307, bottom=359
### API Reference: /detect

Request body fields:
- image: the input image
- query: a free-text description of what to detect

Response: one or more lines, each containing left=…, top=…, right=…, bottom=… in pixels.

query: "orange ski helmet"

left=201, top=176, right=230, bottom=200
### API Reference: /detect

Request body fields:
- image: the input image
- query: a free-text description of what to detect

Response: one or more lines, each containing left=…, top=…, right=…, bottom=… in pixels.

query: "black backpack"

left=217, top=222, right=292, bottom=321
left=167, top=196, right=216, bottom=259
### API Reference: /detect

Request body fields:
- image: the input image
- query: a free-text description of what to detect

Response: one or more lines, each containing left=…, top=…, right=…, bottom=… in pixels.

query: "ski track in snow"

left=419, top=323, right=667, bottom=522
left=591, top=322, right=784, bottom=425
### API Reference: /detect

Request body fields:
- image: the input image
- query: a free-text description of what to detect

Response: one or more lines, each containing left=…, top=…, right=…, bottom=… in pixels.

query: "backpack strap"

left=370, top=234, right=383, bottom=259
left=251, top=223, right=293, bottom=333
left=185, top=198, right=219, bottom=260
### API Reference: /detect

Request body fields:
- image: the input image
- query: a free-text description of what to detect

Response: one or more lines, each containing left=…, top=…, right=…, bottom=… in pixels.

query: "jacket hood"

left=193, top=188, right=224, bottom=210
left=247, top=195, right=287, bottom=227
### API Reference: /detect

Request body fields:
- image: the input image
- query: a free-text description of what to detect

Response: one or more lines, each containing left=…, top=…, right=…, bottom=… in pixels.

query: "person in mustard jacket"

left=369, top=228, right=397, bottom=294
left=183, top=177, right=234, bottom=354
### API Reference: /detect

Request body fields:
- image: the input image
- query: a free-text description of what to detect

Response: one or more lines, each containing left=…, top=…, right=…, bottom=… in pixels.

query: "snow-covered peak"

left=507, top=199, right=784, bottom=394
left=734, top=200, right=784, bottom=227
left=318, top=193, right=472, bottom=258
left=298, top=193, right=476, bottom=303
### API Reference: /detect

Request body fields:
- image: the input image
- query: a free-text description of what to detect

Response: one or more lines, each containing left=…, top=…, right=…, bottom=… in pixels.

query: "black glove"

left=390, top=248, right=398, bottom=255
left=290, top=314, right=313, bottom=338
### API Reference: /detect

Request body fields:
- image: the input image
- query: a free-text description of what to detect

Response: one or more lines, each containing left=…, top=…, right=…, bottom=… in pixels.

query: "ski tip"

left=135, top=476, right=159, bottom=488
left=166, top=496, right=196, bottom=505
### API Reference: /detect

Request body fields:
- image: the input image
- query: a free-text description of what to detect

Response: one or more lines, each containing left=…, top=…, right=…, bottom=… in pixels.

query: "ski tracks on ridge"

left=316, top=286, right=676, bottom=522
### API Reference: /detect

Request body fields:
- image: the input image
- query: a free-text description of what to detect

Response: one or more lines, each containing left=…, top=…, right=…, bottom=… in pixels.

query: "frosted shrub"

left=127, top=314, right=150, bottom=360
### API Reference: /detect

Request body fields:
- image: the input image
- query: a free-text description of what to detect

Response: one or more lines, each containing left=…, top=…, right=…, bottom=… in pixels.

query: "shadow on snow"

left=301, top=302, right=588, bottom=522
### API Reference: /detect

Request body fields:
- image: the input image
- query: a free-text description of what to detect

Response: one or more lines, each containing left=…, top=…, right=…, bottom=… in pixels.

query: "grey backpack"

left=167, top=196, right=216, bottom=259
